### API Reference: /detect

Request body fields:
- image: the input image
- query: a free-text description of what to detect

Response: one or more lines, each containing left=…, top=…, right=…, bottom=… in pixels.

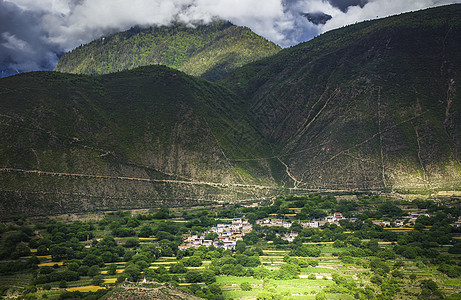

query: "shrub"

left=59, top=280, right=67, bottom=288
left=240, top=282, right=252, bottom=291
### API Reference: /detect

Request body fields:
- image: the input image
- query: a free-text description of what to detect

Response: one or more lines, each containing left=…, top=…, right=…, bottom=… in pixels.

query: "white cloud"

left=2, top=32, right=31, bottom=52
left=1, top=0, right=460, bottom=75
left=320, top=0, right=461, bottom=33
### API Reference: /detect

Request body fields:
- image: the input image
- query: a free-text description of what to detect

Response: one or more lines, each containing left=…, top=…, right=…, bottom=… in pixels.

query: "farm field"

left=0, top=193, right=460, bottom=299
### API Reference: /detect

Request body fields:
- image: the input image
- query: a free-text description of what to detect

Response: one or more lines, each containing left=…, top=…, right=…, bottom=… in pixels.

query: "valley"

left=0, top=193, right=460, bottom=299
left=1, top=4, right=461, bottom=299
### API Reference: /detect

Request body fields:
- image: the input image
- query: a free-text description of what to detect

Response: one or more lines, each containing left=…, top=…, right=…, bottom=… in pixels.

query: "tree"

left=235, top=241, right=247, bottom=253
left=107, top=264, right=117, bottom=275
left=124, top=238, right=140, bottom=248
left=77, top=265, right=89, bottom=276
left=241, top=282, right=252, bottom=291
left=59, top=280, right=67, bottom=288
left=202, top=269, right=216, bottom=284
left=378, top=202, right=403, bottom=218
left=276, top=263, right=300, bottom=280
left=185, top=270, right=202, bottom=283
left=204, top=232, right=218, bottom=241
left=82, top=254, right=104, bottom=267
left=139, top=225, right=154, bottom=238
left=87, top=265, right=100, bottom=277
left=170, top=262, right=187, bottom=274
left=420, top=280, right=444, bottom=300
left=123, top=264, right=141, bottom=282
left=315, top=291, right=327, bottom=300
left=92, top=275, right=104, bottom=286
left=184, top=256, right=202, bottom=267
left=67, top=262, right=79, bottom=272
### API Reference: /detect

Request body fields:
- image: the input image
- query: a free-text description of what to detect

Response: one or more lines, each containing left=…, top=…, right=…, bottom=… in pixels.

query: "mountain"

left=54, top=21, right=281, bottom=81
left=0, top=66, right=281, bottom=217
left=223, top=4, right=461, bottom=191
left=1, top=5, right=461, bottom=217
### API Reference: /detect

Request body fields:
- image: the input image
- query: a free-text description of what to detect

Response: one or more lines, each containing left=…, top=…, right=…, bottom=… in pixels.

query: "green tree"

left=123, top=264, right=141, bottom=282
left=185, top=270, right=202, bottom=283
left=107, top=264, right=117, bottom=275
left=241, top=282, right=252, bottom=291
left=92, top=275, right=104, bottom=286
left=87, top=265, right=100, bottom=277
left=202, top=269, right=216, bottom=284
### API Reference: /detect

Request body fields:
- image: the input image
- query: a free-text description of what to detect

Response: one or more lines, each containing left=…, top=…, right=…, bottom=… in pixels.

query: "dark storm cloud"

left=302, top=12, right=332, bottom=25
left=0, top=0, right=459, bottom=77
left=0, top=1, right=60, bottom=77
left=328, top=0, right=369, bottom=12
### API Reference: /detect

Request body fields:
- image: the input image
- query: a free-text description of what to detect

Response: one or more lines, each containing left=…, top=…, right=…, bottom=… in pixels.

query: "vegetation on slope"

left=223, top=4, right=461, bottom=191
left=54, top=20, right=281, bottom=81
left=0, top=66, right=280, bottom=217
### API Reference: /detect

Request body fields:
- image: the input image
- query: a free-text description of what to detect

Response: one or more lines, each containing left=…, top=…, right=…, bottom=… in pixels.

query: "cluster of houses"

left=256, top=212, right=346, bottom=230
left=178, top=218, right=252, bottom=250
left=373, top=213, right=432, bottom=227
left=256, top=218, right=292, bottom=228
left=177, top=210, right=440, bottom=249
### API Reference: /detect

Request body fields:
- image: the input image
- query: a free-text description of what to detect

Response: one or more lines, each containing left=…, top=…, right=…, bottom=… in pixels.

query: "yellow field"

left=100, top=269, right=124, bottom=274
left=66, top=286, right=106, bottom=292
left=38, top=261, right=63, bottom=267
left=378, top=242, right=393, bottom=245
left=103, top=278, right=117, bottom=283
left=30, top=249, right=37, bottom=253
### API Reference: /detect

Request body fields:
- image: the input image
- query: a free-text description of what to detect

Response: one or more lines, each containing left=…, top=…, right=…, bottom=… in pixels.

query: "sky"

left=1, top=0, right=460, bottom=77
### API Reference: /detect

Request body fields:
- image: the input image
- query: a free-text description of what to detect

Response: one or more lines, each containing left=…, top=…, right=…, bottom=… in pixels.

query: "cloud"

left=1, top=0, right=460, bottom=76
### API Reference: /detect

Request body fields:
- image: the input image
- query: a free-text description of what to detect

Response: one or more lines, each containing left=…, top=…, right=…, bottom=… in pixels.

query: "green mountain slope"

left=0, top=66, right=280, bottom=217
left=54, top=21, right=281, bottom=81
left=223, top=4, right=461, bottom=191
left=2, top=5, right=461, bottom=217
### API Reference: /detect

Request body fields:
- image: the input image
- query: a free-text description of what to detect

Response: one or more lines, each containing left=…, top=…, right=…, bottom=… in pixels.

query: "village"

left=178, top=210, right=441, bottom=249
left=179, top=218, right=253, bottom=250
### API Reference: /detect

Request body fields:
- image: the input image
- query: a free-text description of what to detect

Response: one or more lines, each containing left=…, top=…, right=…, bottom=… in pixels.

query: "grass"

left=0, top=273, right=33, bottom=287
left=300, top=267, right=336, bottom=273
left=217, top=276, right=338, bottom=300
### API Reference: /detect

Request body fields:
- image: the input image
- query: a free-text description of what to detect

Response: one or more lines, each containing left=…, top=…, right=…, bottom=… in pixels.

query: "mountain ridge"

left=1, top=5, right=461, bottom=217
left=54, top=20, right=281, bottom=81
left=222, top=4, right=461, bottom=191
left=0, top=66, right=282, bottom=217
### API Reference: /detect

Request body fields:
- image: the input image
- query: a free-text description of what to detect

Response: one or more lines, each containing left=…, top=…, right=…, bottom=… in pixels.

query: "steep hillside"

left=100, top=283, right=201, bottom=300
left=2, top=5, right=461, bottom=217
left=54, top=21, right=281, bottom=81
left=224, top=4, right=461, bottom=191
left=0, top=66, right=280, bottom=217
